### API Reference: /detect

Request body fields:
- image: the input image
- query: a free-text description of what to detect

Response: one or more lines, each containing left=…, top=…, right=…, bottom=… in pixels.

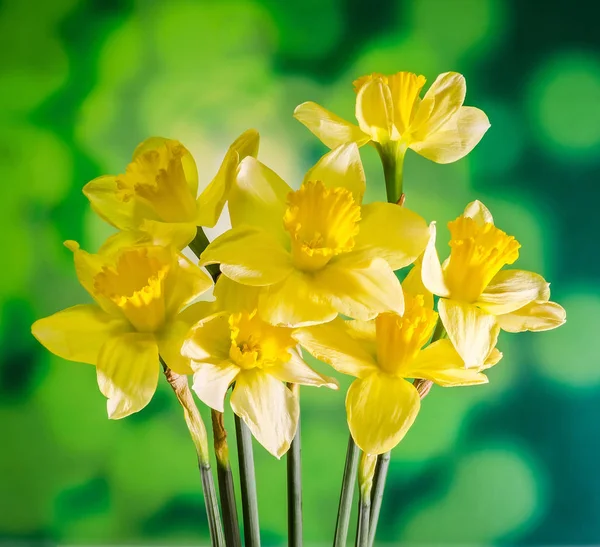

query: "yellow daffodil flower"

left=83, top=130, right=259, bottom=249
left=294, top=71, right=490, bottom=165
left=182, top=276, right=338, bottom=458
left=294, top=284, right=501, bottom=455
left=31, top=241, right=213, bottom=418
left=422, top=200, right=566, bottom=368
left=200, top=143, right=430, bottom=327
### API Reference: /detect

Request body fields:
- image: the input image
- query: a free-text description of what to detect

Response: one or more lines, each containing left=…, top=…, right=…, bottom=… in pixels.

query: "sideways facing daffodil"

left=31, top=241, right=213, bottom=418
left=182, top=276, right=338, bottom=458
left=200, top=143, right=430, bottom=327
left=83, top=130, right=259, bottom=249
left=294, top=71, right=490, bottom=165
left=422, top=200, right=566, bottom=368
left=295, top=279, right=501, bottom=455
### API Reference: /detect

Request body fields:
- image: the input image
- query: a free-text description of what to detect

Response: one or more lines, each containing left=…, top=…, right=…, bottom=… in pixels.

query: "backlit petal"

left=182, top=312, right=231, bottom=363
left=402, top=260, right=434, bottom=309
left=421, top=223, right=450, bottom=297
left=497, top=300, right=566, bottom=333
left=164, top=252, right=213, bottom=317
left=96, top=332, right=159, bottom=419
left=463, top=199, right=494, bottom=225
left=139, top=219, right=197, bottom=249
left=477, top=270, right=550, bottom=315
left=355, top=78, right=394, bottom=142
left=213, top=275, right=261, bottom=313
left=347, top=373, right=420, bottom=455
left=293, top=101, right=371, bottom=149
left=268, top=349, right=339, bottom=389
left=192, top=362, right=240, bottom=412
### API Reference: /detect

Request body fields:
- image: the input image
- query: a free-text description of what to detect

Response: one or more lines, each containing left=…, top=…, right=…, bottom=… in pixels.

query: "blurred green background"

left=1, top=0, right=598, bottom=545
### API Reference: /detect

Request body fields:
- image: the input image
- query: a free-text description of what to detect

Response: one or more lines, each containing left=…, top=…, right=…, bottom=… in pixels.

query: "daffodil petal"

left=230, top=370, right=299, bottom=458
left=463, top=199, right=494, bottom=225
left=192, top=362, right=240, bottom=413
left=200, top=226, right=293, bottom=286
left=438, top=298, right=499, bottom=369
left=347, top=373, right=420, bottom=455
left=410, top=106, right=490, bottom=164
left=406, top=339, right=489, bottom=386
left=354, top=202, right=429, bottom=270
left=477, top=270, right=550, bottom=315
left=96, top=331, right=159, bottom=419
left=355, top=78, right=394, bottom=142
left=31, top=304, right=130, bottom=365
left=165, top=252, right=213, bottom=316
left=402, top=259, right=434, bottom=309
left=293, top=318, right=378, bottom=378
left=497, top=300, right=566, bottom=333
left=293, top=101, right=371, bottom=149
left=267, top=349, right=339, bottom=388
left=421, top=223, right=451, bottom=297
left=182, top=312, right=231, bottom=362
left=139, top=219, right=197, bottom=249
left=213, top=275, right=261, bottom=313
left=303, top=143, right=366, bottom=202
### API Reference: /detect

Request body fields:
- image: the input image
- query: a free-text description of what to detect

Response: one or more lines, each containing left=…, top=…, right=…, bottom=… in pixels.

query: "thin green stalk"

left=287, top=384, right=302, bottom=547
left=355, top=496, right=370, bottom=547
left=333, top=435, right=360, bottom=547
left=235, top=415, right=261, bottom=547
left=377, top=142, right=407, bottom=204
left=367, top=452, right=390, bottom=547
left=211, top=410, right=242, bottom=547
left=356, top=453, right=376, bottom=547
left=162, top=361, right=225, bottom=547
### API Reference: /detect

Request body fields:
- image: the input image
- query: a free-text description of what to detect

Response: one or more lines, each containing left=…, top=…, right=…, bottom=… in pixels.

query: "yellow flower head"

left=182, top=276, right=338, bottom=458
left=422, top=200, right=566, bottom=368
left=294, top=287, right=500, bottom=455
left=83, top=130, right=259, bottom=249
left=294, top=71, right=490, bottom=164
left=31, top=241, right=213, bottom=419
left=200, top=143, right=430, bottom=327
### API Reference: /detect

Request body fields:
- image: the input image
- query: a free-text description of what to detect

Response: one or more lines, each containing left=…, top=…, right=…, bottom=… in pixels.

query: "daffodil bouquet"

left=32, top=71, right=566, bottom=547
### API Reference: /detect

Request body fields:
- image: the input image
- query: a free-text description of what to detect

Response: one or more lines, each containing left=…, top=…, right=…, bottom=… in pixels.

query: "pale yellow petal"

left=267, top=349, right=339, bottom=389
left=200, top=226, right=293, bottom=286
left=32, top=304, right=130, bottom=365
left=213, top=275, right=261, bottom=313
left=347, top=373, right=420, bottom=455
left=402, top=260, right=434, bottom=309
left=182, top=312, right=231, bottom=363
left=230, top=370, right=299, bottom=458
left=421, top=223, right=450, bottom=297
left=463, top=199, right=494, bottom=225
left=139, top=219, right=197, bottom=250
left=303, top=143, right=366, bottom=202
left=96, top=332, right=159, bottom=419
left=354, top=202, right=429, bottom=270
left=192, top=362, right=240, bottom=413
left=293, top=101, right=371, bottom=149
left=438, top=298, right=499, bottom=369
left=164, top=252, right=213, bottom=317
left=497, top=300, right=566, bottom=333
left=355, top=78, right=394, bottom=142
left=293, top=318, right=378, bottom=378
left=477, top=270, right=550, bottom=316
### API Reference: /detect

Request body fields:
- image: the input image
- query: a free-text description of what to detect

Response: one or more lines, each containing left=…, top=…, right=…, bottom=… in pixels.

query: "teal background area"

left=1, top=0, right=599, bottom=545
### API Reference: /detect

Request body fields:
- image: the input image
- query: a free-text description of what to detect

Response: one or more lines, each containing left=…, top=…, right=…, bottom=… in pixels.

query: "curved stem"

left=333, top=435, right=360, bottom=547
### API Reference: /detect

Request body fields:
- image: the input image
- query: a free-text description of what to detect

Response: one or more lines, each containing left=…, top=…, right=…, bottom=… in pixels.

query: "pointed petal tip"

left=63, top=240, right=80, bottom=252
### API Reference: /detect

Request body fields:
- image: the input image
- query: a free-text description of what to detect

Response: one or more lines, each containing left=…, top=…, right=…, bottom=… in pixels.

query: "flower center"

left=375, top=295, right=438, bottom=376
left=444, top=216, right=521, bottom=302
left=94, top=247, right=171, bottom=332
left=115, top=141, right=197, bottom=223
left=283, top=180, right=361, bottom=272
left=228, top=310, right=294, bottom=370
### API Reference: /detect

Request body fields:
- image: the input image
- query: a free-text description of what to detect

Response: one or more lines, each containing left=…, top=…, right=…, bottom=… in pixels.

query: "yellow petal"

left=316, top=253, right=404, bottom=320
left=438, top=298, right=499, bottom=369
left=258, top=269, right=338, bottom=328
left=303, top=143, right=366, bottom=203
left=182, top=312, right=231, bottom=362
left=192, top=362, right=240, bottom=412
left=293, top=318, right=378, bottom=378
left=293, top=101, right=371, bottom=149
left=410, top=106, right=490, bottom=164
left=164, top=252, right=213, bottom=317
left=354, top=202, right=429, bottom=270
left=463, top=199, right=494, bottom=225
left=402, top=259, right=434, bottom=309
left=32, top=304, right=130, bottom=365
left=98, top=230, right=154, bottom=255
left=267, top=349, right=339, bottom=388
left=139, top=219, right=197, bottom=249
left=201, top=226, right=293, bottom=286
left=355, top=78, right=394, bottom=143
left=406, top=339, right=489, bottom=386
left=497, top=300, right=566, bottom=333
left=420, top=223, right=450, bottom=297
left=230, top=369, right=299, bottom=458
left=346, top=372, right=420, bottom=455
left=196, top=129, right=260, bottom=228
left=96, top=331, right=159, bottom=419
left=213, top=275, right=261, bottom=313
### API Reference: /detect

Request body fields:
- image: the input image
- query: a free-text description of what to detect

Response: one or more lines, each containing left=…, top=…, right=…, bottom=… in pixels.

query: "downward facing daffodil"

left=294, top=281, right=501, bottom=455
left=31, top=242, right=213, bottom=418
left=294, top=71, right=489, bottom=165
left=200, top=143, right=430, bottom=327
left=182, top=277, right=338, bottom=457
left=422, top=200, right=566, bottom=368
left=83, top=130, right=259, bottom=249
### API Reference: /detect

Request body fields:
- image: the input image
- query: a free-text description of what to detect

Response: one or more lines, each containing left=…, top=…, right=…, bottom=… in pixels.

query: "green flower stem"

left=211, top=409, right=242, bottom=547
left=235, top=414, right=261, bottom=547
left=189, top=227, right=220, bottom=280
left=356, top=452, right=376, bottom=547
left=377, top=142, right=407, bottom=204
left=333, top=435, right=360, bottom=547
left=287, top=384, right=303, bottom=547
left=161, top=360, right=225, bottom=547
